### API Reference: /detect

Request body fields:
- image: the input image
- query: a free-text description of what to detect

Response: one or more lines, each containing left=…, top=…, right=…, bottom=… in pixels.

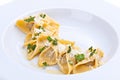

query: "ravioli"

left=73, top=48, right=104, bottom=74
left=57, top=40, right=77, bottom=74
left=16, top=20, right=34, bottom=34
left=16, top=13, right=104, bottom=74
left=38, top=46, right=58, bottom=66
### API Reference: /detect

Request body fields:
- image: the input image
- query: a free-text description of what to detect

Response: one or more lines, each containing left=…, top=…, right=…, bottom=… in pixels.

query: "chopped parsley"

left=68, top=60, right=73, bottom=65
left=32, top=37, right=36, bottom=40
left=75, top=54, right=85, bottom=62
left=46, top=36, right=58, bottom=46
left=27, top=44, right=36, bottom=53
left=38, top=26, right=45, bottom=32
left=27, top=44, right=32, bottom=50
left=47, top=36, right=53, bottom=42
left=88, top=46, right=97, bottom=57
left=42, top=62, right=48, bottom=66
left=89, top=49, right=96, bottom=57
left=52, top=38, right=58, bottom=45
left=24, top=16, right=35, bottom=22
left=67, top=46, right=71, bottom=53
left=31, top=44, right=36, bottom=51
left=39, top=46, right=46, bottom=53
left=89, top=46, right=93, bottom=52
left=40, top=14, right=46, bottom=18
left=34, top=32, right=41, bottom=36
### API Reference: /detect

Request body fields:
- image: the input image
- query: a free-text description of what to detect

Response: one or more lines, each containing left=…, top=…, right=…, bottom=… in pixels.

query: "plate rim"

left=0, top=0, right=120, bottom=80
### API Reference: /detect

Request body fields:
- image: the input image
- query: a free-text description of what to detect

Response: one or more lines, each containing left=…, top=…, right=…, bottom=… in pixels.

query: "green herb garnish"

left=38, top=26, right=45, bottom=32
left=34, top=32, right=41, bottom=36
left=32, top=37, right=36, bottom=40
left=24, top=16, right=35, bottom=22
left=40, top=14, right=46, bottom=18
left=89, top=46, right=93, bottom=52
left=89, top=49, right=96, bottom=57
left=67, top=46, right=71, bottom=53
left=52, top=38, right=58, bottom=45
left=47, top=36, right=53, bottom=42
left=27, top=44, right=36, bottom=53
left=47, top=36, right=58, bottom=46
left=31, top=44, right=36, bottom=51
left=39, top=46, right=46, bottom=53
left=42, top=62, right=48, bottom=66
left=75, top=54, right=85, bottom=62
left=68, top=60, right=73, bottom=65
left=27, top=44, right=32, bottom=50
left=41, top=27, right=45, bottom=32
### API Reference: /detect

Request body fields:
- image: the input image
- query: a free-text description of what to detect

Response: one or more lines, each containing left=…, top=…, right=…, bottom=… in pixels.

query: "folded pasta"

left=16, top=13, right=104, bottom=74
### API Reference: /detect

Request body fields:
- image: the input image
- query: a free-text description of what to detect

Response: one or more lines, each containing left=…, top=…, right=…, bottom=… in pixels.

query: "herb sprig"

left=42, top=62, right=48, bottom=66
left=47, top=36, right=58, bottom=46
left=67, top=46, right=71, bottom=53
left=24, top=16, right=35, bottom=22
left=38, top=26, right=45, bottom=32
left=39, top=46, right=46, bottom=53
left=52, top=38, right=58, bottom=45
left=75, top=54, right=85, bottom=62
left=88, top=46, right=97, bottom=57
left=47, top=36, right=53, bottom=42
left=27, top=44, right=36, bottom=53
left=40, top=14, right=46, bottom=18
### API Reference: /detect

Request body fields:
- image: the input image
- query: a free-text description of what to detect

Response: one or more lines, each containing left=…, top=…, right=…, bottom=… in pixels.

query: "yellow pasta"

left=73, top=48, right=104, bottom=74
left=16, top=13, right=104, bottom=74
left=38, top=46, right=58, bottom=66
left=57, top=40, right=76, bottom=74
left=16, top=20, right=34, bottom=34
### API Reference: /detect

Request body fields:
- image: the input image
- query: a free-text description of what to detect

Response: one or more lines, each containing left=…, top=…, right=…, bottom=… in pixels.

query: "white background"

left=1, top=0, right=120, bottom=7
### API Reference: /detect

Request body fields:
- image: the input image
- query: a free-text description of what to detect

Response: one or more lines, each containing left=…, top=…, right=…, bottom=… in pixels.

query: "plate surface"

left=0, top=0, right=120, bottom=80
left=1, top=8, right=119, bottom=78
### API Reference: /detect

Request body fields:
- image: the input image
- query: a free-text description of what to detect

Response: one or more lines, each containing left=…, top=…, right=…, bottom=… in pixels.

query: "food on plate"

left=16, top=13, right=104, bottom=74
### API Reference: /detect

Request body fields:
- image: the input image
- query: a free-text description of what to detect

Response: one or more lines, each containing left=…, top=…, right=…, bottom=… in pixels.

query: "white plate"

left=0, top=0, right=120, bottom=80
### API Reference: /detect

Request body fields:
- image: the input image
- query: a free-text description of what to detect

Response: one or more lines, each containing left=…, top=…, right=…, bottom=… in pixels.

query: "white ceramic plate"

left=2, top=8, right=119, bottom=70
left=0, top=0, right=120, bottom=80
